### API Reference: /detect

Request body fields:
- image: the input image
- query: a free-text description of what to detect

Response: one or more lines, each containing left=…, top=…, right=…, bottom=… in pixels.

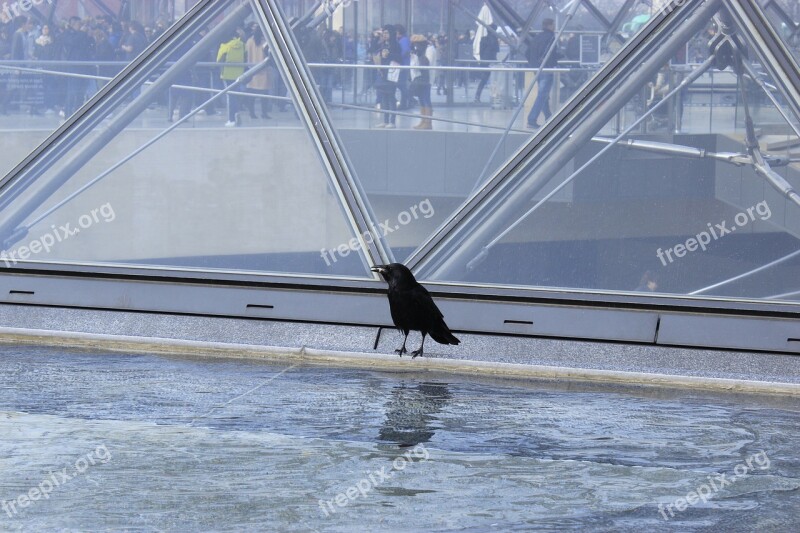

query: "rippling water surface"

left=1, top=346, right=799, bottom=532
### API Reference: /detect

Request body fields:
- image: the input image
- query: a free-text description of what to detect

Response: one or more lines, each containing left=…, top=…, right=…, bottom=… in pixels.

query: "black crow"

left=371, top=263, right=460, bottom=358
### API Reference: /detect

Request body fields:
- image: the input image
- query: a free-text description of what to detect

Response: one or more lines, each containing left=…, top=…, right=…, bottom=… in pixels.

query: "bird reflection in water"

left=378, top=382, right=451, bottom=446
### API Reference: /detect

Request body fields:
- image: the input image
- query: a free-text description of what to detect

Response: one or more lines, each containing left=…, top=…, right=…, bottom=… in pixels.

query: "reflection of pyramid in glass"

left=416, top=0, right=800, bottom=303
left=0, top=0, right=370, bottom=278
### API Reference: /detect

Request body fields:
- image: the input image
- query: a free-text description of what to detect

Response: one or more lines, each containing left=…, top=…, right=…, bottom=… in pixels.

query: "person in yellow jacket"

left=217, top=27, right=246, bottom=126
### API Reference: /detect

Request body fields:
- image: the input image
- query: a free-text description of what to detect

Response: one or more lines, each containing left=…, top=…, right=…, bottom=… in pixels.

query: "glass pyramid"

left=297, top=0, right=669, bottom=263
left=411, top=0, right=800, bottom=304
left=0, top=0, right=376, bottom=278
left=0, top=0, right=798, bottom=310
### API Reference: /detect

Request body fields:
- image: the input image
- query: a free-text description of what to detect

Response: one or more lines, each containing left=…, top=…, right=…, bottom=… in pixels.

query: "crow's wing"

left=408, top=284, right=443, bottom=325
left=387, top=283, right=459, bottom=345
left=409, top=285, right=460, bottom=345
left=387, top=283, right=439, bottom=330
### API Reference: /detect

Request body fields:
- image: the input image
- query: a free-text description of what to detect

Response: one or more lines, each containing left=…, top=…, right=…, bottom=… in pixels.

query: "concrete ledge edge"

left=1, top=327, right=798, bottom=396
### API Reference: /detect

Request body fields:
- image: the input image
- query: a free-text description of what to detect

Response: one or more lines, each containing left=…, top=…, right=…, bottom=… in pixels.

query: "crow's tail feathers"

left=429, top=327, right=460, bottom=346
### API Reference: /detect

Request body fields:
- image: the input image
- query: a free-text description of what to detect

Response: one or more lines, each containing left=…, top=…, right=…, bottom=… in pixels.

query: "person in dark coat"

left=474, top=23, right=499, bottom=103
left=11, top=17, right=33, bottom=60
left=120, top=20, right=147, bottom=61
left=375, top=25, right=401, bottom=128
left=60, top=16, right=95, bottom=117
left=526, top=18, right=557, bottom=129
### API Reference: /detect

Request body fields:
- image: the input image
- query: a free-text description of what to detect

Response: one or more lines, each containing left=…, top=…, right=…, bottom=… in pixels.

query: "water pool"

left=1, top=346, right=798, bottom=531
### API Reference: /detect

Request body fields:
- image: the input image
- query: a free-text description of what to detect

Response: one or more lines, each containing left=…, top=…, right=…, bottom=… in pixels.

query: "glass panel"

left=421, top=2, right=800, bottom=304
left=280, top=0, right=659, bottom=263
left=0, top=0, right=371, bottom=278
left=0, top=3, right=175, bottom=177
left=0, top=0, right=684, bottom=268
left=588, top=0, right=635, bottom=23
left=760, top=0, right=800, bottom=63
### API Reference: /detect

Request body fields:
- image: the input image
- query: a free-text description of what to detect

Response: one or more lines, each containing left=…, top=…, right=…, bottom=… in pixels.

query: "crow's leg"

left=395, top=331, right=409, bottom=356
left=411, top=332, right=427, bottom=358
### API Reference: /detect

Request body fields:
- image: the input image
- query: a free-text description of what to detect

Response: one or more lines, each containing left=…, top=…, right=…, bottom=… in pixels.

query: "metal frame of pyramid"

left=0, top=0, right=799, bottom=355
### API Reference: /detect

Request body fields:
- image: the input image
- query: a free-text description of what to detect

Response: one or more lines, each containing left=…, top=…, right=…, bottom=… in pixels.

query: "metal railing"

left=0, top=58, right=767, bottom=137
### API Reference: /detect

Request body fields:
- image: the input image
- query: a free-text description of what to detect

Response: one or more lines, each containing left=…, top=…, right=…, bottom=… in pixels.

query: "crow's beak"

left=371, top=265, right=388, bottom=274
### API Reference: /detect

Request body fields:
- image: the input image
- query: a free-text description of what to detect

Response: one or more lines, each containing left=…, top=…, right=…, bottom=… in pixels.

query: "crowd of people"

left=0, top=11, right=687, bottom=131
left=0, top=13, right=169, bottom=116
left=210, top=21, right=451, bottom=130
left=354, top=24, right=510, bottom=130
